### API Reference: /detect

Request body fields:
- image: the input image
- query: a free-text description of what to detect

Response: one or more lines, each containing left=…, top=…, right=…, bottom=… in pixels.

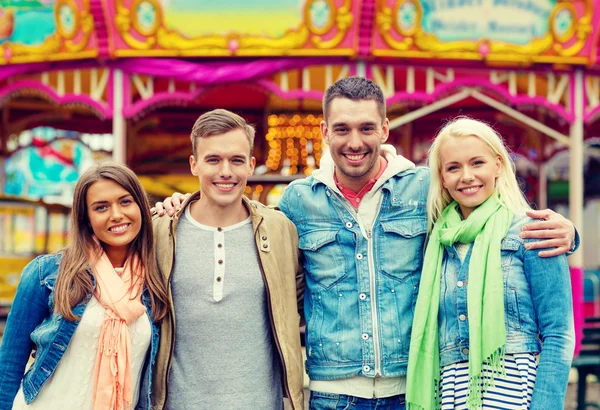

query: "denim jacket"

left=438, top=214, right=575, bottom=409
left=0, top=253, right=160, bottom=410
left=279, top=149, right=429, bottom=381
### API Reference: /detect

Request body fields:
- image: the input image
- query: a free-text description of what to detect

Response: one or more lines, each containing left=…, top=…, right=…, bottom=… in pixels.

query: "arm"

left=278, top=190, right=305, bottom=325
left=0, top=258, right=51, bottom=409
left=521, top=209, right=577, bottom=257
left=524, top=246, right=575, bottom=410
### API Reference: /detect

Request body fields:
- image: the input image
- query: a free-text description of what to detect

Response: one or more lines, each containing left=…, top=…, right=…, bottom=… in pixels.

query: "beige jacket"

left=150, top=192, right=304, bottom=410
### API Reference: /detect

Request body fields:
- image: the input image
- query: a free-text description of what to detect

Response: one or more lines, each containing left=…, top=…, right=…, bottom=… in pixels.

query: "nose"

left=347, top=129, right=362, bottom=150
left=461, top=167, right=474, bottom=182
left=219, top=160, right=233, bottom=177
left=109, top=205, right=123, bottom=221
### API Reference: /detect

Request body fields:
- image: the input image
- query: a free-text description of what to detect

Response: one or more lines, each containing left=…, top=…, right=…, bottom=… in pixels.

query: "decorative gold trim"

left=131, top=0, right=162, bottom=37
left=552, top=0, right=593, bottom=57
left=304, top=0, right=336, bottom=35
left=550, top=3, right=576, bottom=43
left=114, top=0, right=354, bottom=55
left=55, top=0, right=79, bottom=39
left=392, top=0, right=421, bottom=37
left=376, top=3, right=413, bottom=51
left=310, top=0, right=352, bottom=48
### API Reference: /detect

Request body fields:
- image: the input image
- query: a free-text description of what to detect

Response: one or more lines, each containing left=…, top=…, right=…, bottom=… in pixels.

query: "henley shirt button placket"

left=213, top=227, right=226, bottom=302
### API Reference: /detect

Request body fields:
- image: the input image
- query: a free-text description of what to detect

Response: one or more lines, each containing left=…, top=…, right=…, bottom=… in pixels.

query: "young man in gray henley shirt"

left=149, top=109, right=305, bottom=410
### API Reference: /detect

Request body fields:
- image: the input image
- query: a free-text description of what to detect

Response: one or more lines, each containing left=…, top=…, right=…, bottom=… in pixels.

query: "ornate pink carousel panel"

left=104, top=0, right=361, bottom=57
left=0, top=0, right=101, bottom=65
left=372, top=0, right=599, bottom=65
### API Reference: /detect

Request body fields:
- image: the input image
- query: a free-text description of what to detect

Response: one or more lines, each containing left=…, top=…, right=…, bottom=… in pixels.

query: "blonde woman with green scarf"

left=406, top=118, right=575, bottom=410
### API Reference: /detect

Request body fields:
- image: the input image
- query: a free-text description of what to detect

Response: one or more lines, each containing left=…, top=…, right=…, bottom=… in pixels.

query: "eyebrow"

left=203, top=153, right=247, bottom=160
left=90, top=194, right=132, bottom=207
left=331, top=121, right=378, bottom=127
left=444, top=156, right=486, bottom=167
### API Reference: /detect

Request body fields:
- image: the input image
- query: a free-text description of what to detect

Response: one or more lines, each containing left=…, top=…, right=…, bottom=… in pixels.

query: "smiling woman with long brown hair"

left=0, top=162, right=169, bottom=410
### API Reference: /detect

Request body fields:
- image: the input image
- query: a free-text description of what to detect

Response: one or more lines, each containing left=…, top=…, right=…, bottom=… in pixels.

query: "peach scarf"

left=90, top=247, right=146, bottom=410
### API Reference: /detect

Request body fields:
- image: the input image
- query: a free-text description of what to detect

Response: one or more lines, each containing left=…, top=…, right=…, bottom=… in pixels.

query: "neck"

left=335, top=157, right=382, bottom=194
left=104, top=247, right=128, bottom=268
left=190, top=198, right=249, bottom=227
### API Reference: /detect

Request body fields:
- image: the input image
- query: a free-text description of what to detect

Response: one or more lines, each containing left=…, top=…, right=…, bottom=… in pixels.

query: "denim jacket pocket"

left=299, top=229, right=348, bottom=289
left=506, top=287, right=522, bottom=330
left=379, top=219, right=427, bottom=282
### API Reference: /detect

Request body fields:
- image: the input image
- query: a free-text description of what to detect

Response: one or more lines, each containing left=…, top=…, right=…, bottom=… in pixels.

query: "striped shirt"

left=440, top=353, right=537, bottom=409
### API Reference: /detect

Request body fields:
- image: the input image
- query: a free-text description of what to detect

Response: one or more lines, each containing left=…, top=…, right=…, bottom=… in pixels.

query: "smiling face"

left=321, top=98, right=389, bottom=192
left=190, top=128, right=256, bottom=212
left=86, top=178, right=142, bottom=266
left=439, top=135, right=502, bottom=219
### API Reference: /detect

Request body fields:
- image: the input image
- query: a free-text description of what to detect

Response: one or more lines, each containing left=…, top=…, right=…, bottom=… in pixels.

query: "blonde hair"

left=426, top=117, right=530, bottom=231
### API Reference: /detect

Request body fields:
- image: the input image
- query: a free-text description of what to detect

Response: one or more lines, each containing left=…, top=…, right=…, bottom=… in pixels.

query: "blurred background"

left=0, top=0, right=598, bottom=407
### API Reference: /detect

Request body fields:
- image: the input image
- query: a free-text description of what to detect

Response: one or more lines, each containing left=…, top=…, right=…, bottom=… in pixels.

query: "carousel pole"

left=570, top=68, right=584, bottom=354
left=112, top=68, right=126, bottom=164
left=0, top=106, right=7, bottom=194
left=538, top=162, right=547, bottom=210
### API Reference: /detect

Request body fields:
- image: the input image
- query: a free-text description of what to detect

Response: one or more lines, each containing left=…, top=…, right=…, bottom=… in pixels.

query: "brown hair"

left=323, top=76, right=386, bottom=124
left=54, top=162, right=169, bottom=321
left=190, top=109, right=255, bottom=156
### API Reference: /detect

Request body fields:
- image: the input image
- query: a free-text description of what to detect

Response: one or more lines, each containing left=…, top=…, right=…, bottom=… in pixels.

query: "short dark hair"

left=190, top=109, right=255, bottom=156
left=323, top=77, right=386, bottom=124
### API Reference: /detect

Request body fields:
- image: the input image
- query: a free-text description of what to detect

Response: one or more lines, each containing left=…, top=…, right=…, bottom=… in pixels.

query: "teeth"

left=346, top=154, right=365, bottom=161
left=110, top=224, right=128, bottom=233
left=215, top=183, right=235, bottom=188
left=461, top=187, right=480, bottom=194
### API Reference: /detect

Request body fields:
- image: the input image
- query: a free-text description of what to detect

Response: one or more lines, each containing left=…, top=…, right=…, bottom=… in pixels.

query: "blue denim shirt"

left=279, top=166, right=430, bottom=381
left=0, top=253, right=160, bottom=410
left=438, top=214, right=575, bottom=409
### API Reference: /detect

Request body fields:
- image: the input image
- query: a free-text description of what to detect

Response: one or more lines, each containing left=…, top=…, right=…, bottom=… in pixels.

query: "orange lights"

left=265, top=113, right=323, bottom=175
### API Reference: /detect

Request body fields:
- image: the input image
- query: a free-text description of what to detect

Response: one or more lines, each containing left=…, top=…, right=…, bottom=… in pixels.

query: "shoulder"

left=152, top=211, right=173, bottom=233
left=394, top=166, right=430, bottom=179
left=21, top=253, right=62, bottom=283
left=503, top=213, right=535, bottom=243
left=281, top=176, right=315, bottom=196
left=250, top=200, right=297, bottom=232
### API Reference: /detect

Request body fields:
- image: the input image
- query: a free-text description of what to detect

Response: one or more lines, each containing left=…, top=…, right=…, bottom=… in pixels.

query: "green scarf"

left=406, top=193, right=513, bottom=410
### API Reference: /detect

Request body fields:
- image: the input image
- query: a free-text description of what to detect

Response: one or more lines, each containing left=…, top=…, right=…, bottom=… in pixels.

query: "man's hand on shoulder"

left=151, top=192, right=190, bottom=217
left=520, top=209, right=576, bottom=257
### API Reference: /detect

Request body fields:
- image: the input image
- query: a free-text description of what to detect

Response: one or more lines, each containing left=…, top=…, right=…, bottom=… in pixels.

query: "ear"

left=495, top=155, right=502, bottom=178
left=442, top=175, right=448, bottom=189
left=189, top=155, right=197, bottom=176
left=381, top=118, right=390, bottom=144
left=248, top=156, right=256, bottom=175
left=320, top=120, right=329, bottom=145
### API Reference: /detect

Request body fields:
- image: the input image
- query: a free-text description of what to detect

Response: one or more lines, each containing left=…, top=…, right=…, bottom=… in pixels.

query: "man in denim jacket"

left=277, top=77, right=577, bottom=410
left=156, top=77, right=577, bottom=410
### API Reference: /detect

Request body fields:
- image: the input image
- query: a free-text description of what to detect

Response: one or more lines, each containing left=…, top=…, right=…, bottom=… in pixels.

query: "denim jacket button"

left=459, top=314, right=467, bottom=321
left=361, top=333, right=369, bottom=340
left=457, top=281, right=464, bottom=287
left=359, top=293, right=367, bottom=300
left=363, top=365, right=371, bottom=372
left=462, top=348, right=469, bottom=355
left=345, top=222, right=353, bottom=229
left=356, top=254, right=363, bottom=260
